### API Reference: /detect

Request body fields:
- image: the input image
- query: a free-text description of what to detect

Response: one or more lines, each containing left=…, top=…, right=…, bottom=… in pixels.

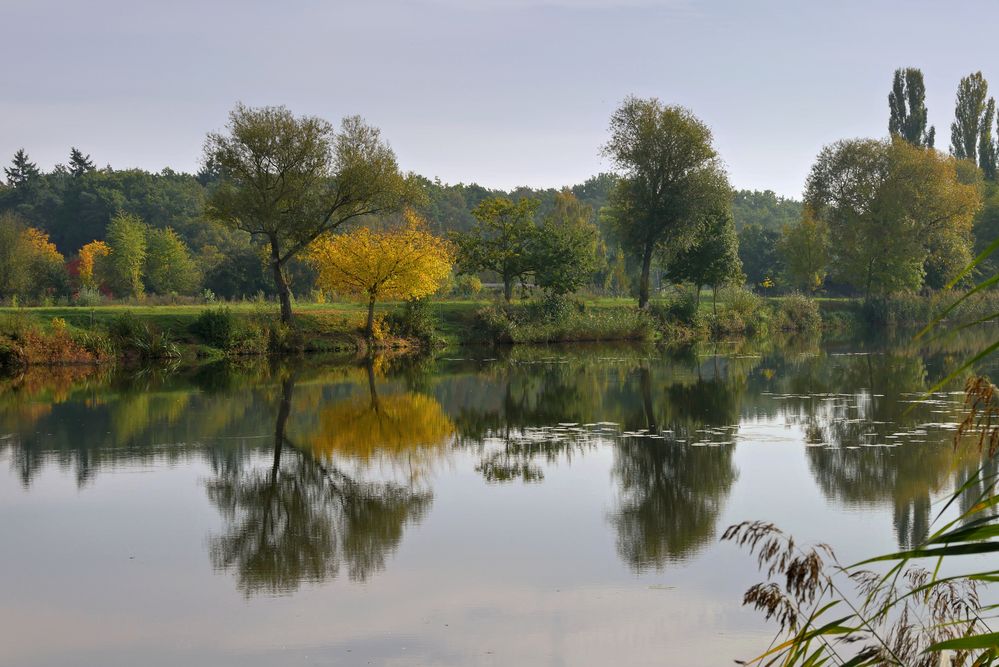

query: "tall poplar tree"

left=888, top=68, right=935, bottom=147
left=980, top=98, right=998, bottom=179
left=950, top=72, right=993, bottom=168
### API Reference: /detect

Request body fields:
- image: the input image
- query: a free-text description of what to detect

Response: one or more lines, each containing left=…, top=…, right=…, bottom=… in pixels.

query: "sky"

left=3, top=0, right=999, bottom=198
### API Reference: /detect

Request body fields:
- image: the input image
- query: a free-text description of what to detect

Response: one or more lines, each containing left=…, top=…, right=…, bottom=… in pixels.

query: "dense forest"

left=0, top=152, right=799, bottom=302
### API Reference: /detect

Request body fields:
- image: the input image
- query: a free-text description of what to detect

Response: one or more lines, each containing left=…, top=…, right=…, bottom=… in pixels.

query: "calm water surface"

left=2, top=330, right=997, bottom=666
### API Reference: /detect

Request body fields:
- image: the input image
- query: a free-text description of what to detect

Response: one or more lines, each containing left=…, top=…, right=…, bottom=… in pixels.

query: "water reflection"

left=206, top=372, right=433, bottom=595
left=1, top=328, right=997, bottom=597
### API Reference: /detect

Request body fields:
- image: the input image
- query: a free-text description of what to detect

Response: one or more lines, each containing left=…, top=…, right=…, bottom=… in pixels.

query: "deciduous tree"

left=950, top=72, right=994, bottom=172
left=104, top=212, right=148, bottom=298
left=78, top=240, right=111, bottom=290
left=889, top=68, right=935, bottom=148
left=602, top=97, right=731, bottom=308
left=455, top=197, right=541, bottom=302
left=308, top=211, right=455, bottom=337
left=204, top=104, right=417, bottom=323
left=806, top=138, right=980, bottom=297
left=780, top=208, right=830, bottom=293
left=145, top=227, right=200, bottom=295
left=664, top=206, right=743, bottom=307
left=534, top=190, right=601, bottom=296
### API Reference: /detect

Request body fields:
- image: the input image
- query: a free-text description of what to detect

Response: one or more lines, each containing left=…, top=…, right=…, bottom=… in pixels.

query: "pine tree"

left=888, top=68, right=934, bottom=147
left=4, top=149, right=40, bottom=187
left=68, top=147, right=95, bottom=177
left=951, top=72, right=990, bottom=162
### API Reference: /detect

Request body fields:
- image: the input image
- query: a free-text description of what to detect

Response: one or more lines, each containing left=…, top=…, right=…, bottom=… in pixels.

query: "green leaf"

left=927, top=632, right=999, bottom=651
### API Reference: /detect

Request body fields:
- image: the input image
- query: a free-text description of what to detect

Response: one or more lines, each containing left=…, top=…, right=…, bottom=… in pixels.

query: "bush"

left=650, top=287, right=699, bottom=324
left=773, top=293, right=822, bottom=332
left=74, top=286, right=104, bottom=307
left=131, top=329, right=180, bottom=360
left=452, top=274, right=483, bottom=298
left=107, top=311, right=179, bottom=359
left=472, top=305, right=516, bottom=343
left=385, top=298, right=442, bottom=346
left=471, top=303, right=653, bottom=344
left=107, top=311, right=145, bottom=343
left=190, top=306, right=236, bottom=349
left=701, top=286, right=768, bottom=336
left=525, top=292, right=578, bottom=324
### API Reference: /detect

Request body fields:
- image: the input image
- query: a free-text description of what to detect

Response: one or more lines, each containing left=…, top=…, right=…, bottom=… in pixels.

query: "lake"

left=1, top=329, right=996, bottom=666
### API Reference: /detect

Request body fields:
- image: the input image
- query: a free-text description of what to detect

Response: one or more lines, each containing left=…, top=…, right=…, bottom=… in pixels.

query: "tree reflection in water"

left=206, top=368, right=436, bottom=596
left=610, top=364, right=738, bottom=570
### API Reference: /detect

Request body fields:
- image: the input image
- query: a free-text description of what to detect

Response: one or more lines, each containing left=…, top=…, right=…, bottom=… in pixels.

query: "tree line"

left=3, top=67, right=997, bottom=317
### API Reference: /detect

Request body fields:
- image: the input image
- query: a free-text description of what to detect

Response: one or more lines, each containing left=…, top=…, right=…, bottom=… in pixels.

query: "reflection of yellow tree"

left=208, top=374, right=434, bottom=596
left=300, top=362, right=454, bottom=475
left=309, top=392, right=454, bottom=461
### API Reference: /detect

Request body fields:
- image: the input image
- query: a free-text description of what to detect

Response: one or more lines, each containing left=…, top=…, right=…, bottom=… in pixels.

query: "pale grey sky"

left=3, top=0, right=998, bottom=197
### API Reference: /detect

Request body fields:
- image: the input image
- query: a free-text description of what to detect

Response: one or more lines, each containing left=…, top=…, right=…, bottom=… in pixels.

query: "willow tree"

left=602, top=97, right=731, bottom=308
left=204, top=104, right=416, bottom=323
left=307, top=211, right=454, bottom=337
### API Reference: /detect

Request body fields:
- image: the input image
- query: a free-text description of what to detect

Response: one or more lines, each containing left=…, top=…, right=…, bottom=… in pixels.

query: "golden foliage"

left=24, top=228, right=63, bottom=265
left=78, top=240, right=111, bottom=289
left=304, top=390, right=454, bottom=463
left=307, top=210, right=455, bottom=302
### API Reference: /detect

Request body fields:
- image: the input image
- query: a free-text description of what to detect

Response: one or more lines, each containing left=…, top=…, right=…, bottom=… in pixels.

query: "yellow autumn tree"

left=78, top=240, right=111, bottom=289
left=23, top=227, right=65, bottom=298
left=308, top=210, right=455, bottom=337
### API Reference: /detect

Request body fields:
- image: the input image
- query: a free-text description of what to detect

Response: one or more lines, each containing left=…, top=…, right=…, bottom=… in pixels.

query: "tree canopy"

left=204, top=104, right=417, bottom=322
left=889, top=67, right=935, bottom=148
left=805, top=138, right=980, bottom=297
left=308, top=210, right=455, bottom=336
left=602, top=96, right=731, bottom=307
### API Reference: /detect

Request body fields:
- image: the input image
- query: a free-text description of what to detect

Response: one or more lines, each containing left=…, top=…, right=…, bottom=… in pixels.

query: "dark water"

left=1, top=330, right=997, bottom=666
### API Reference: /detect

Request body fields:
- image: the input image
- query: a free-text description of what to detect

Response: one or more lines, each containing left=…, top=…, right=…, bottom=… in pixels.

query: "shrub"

left=74, top=286, right=104, bottom=307
left=525, top=292, right=577, bottom=324
left=703, top=286, right=769, bottom=336
left=107, top=311, right=145, bottom=343
left=472, top=303, right=652, bottom=344
left=0, top=338, right=26, bottom=371
left=385, top=298, right=442, bottom=346
left=131, top=329, right=180, bottom=360
left=773, top=293, right=821, bottom=332
left=190, top=307, right=236, bottom=349
left=452, top=274, right=483, bottom=298
left=650, top=287, right=699, bottom=325
left=472, top=305, right=515, bottom=343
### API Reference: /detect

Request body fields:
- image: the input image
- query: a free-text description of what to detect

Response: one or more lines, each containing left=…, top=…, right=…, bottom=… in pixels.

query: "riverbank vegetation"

left=3, top=66, right=999, bottom=371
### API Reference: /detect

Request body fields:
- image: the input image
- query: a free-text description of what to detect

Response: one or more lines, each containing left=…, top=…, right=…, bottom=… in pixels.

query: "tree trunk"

left=366, top=358, right=380, bottom=412
left=638, top=244, right=653, bottom=309
left=365, top=296, right=377, bottom=338
left=695, top=285, right=701, bottom=308
left=639, top=366, right=655, bottom=431
left=503, top=278, right=514, bottom=303
left=270, top=238, right=293, bottom=324
left=272, top=375, right=294, bottom=483
left=712, top=284, right=718, bottom=317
